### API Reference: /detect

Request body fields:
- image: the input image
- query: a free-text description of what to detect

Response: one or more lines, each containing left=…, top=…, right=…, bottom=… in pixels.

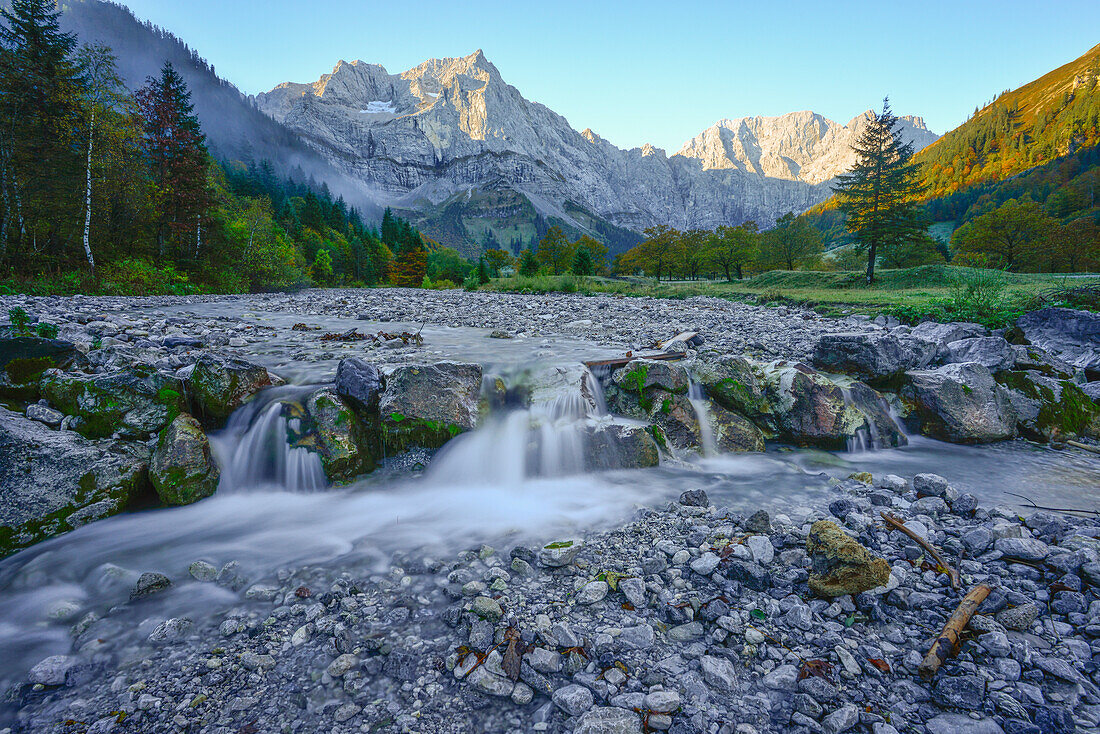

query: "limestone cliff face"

left=256, top=51, right=938, bottom=232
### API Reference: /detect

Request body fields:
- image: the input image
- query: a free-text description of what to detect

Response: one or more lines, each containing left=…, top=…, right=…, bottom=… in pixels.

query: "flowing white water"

left=209, top=386, right=327, bottom=492
left=686, top=376, right=717, bottom=457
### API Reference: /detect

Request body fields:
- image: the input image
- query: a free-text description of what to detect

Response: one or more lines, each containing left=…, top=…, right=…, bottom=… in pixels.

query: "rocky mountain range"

left=256, top=51, right=938, bottom=253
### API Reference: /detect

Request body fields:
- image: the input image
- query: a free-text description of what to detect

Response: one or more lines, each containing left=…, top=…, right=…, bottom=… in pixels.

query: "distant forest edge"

left=0, top=1, right=1098, bottom=297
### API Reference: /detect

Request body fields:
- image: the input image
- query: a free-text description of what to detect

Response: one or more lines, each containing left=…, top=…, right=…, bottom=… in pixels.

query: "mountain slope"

left=57, top=0, right=383, bottom=217
left=257, top=53, right=937, bottom=251
left=917, top=42, right=1100, bottom=199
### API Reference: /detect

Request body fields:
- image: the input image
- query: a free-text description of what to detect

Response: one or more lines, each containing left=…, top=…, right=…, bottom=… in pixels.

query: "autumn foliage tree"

left=136, top=61, right=211, bottom=261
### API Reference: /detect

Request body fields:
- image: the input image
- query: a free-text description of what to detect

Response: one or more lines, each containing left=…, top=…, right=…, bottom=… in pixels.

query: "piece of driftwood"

left=881, top=512, right=961, bottom=590
left=1067, top=439, right=1100, bottom=456
left=918, top=583, right=992, bottom=680
left=583, top=352, right=683, bottom=370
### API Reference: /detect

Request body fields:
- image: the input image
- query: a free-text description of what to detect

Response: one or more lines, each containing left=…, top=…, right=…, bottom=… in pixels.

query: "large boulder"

left=0, top=336, right=83, bottom=400
left=708, top=401, right=767, bottom=452
left=901, top=362, right=1017, bottom=443
left=812, top=331, right=932, bottom=383
left=41, top=365, right=186, bottom=439
left=758, top=362, right=868, bottom=449
left=187, top=353, right=274, bottom=422
left=689, top=354, right=768, bottom=418
left=150, top=413, right=220, bottom=505
left=943, top=337, right=1017, bottom=372
left=1016, top=307, right=1100, bottom=377
left=334, top=357, right=383, bottom=416
left=616, top=359, right=690, bottom=394
left=908, top=321, right=988, bottom=360
left=0, top=407, right=149, bottom=557
left=806, top=520, right=890, bottom=597
left=996, top=371, right=1100, bottom=440
left=582, top=422, right=660, bottom=470
left=379, top=362, right=481, bottom=452
left=297, top=387, right=374, bottom=482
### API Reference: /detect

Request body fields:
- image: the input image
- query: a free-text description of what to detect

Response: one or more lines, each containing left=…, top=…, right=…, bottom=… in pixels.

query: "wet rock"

left=334, top=357, right=383, bottom=415
left=553, top=683, right=594, bottom=716
left=944, top=337, right=1017, bottom=372
left=583, top=421, right=660, bottom=470
left=300, top=387, right=373, bottom=482
left=379, top=361, right=481, bottom=451
left=759, top=362, right=868, bottom=449
left=28, top=655, right=76, bottom=686
left=933, top=675, right=985, bottom=710
left=0, top=406, right=148, bottom=558
left=539, top=539, right=583, bottom=567
left=689, top=354, right=767, bottom=417
left=994, top=537, right=1050, bottom=562
left=26, top=403, right=63, bottom=426
left=574, top=707, right=642, bottom=734
left=1017, top=307, right=1100, bottom=374
left=745, top=509, right=771, bottom=533
left=806, top=520, right=890, bottom=597
left=327, top=653, right=359, bottom=677
left=679, top=489, right=709, bottom=507
left=812, top=331, right=929, bottom=382
left=616, top=359, right=690, bottom=394
left=41, top=364, right=185, bottom=438
left=188, top=353, right=273, bottom=422
left=471, top=596, right=503, bottom=621
left=0, top=336, right=82, bottom=400
left=925, top=714, right=1005, bottom=734
left=150, top=413, right=219, bottom=505
left=131, top=571, right=171, bottom=600
left=901, top=362, right=1017, bottom=443
left=914, top=473, right=949, bottom=497
left=708, top=400, right=767, bottom=452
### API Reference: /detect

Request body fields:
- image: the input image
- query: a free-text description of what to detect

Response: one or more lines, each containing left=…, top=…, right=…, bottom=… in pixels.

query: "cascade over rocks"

left=1016, top=307, right=1100, bottom=376
left=688, top=354, right=768, bottom=418
left=150, top=413, right=220, bottom=505
left=41, top=364, right=185, bottom=439
left=581, top=423, right=659, bottom=470
left=901, top=362, right=1018, bottom=443
left=379, top=361, right=482, bottom=452
left=707, top=401, right=767, bottom=452
left=187, top=353, right=275, bottom=422
left=0, top=406, right=149, bottom=557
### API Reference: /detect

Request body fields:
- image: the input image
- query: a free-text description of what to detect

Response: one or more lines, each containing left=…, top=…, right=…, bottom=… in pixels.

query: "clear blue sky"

left=117, top=0, right=1100, bottom=151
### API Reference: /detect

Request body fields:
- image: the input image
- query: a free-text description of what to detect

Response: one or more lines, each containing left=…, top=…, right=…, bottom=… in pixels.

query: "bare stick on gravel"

left=881, top=512, right=961, bottom=590
left=919, top=583, right=993, bottom=680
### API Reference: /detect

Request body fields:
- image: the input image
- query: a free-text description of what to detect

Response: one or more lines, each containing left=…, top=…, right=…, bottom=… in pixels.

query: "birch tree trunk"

left=82, top=107, right=96, bottom=275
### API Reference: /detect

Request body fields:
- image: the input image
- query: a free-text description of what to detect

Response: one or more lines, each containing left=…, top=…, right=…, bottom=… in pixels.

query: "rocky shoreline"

left=2, top=289, right=1100, bottom=733
left=5, top=470, right=1100, bottom=734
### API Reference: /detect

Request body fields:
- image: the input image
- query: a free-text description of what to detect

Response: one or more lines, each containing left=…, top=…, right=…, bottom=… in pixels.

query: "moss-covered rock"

left=0, top=406, right=149, bottom=558
left=997, top=370, right=1100, bottom=440
left=581, top=422, right=660, bottom=470
left=40, top=364, right=185, bottom=439
left=188, top=353, right=274, bottom=423
left=379, top=362, right=481, bottom=453
left=758, top=361, right=868, bottom=449
left=0, top=336, right=82, bottom=400
left=689, top=354, right=769, bottom=418
left=299, top=387, right=374, bottom=482
left=708, top=401, right=767, bottom=452
left=150, top=413, right=220, bottom=505
left=806, top=520, right=890, bottom=597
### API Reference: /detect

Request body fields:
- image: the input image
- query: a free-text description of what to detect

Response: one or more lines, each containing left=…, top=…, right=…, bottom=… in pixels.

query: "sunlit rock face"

left=257, top=51, right=938, bottom=232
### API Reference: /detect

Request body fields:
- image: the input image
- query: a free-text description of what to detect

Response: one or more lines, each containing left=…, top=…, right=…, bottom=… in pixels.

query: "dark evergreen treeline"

left=0, top=0, right=435, bottom=294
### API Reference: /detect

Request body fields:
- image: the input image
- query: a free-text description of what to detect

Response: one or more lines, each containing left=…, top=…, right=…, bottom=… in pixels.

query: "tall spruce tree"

left=136, top=61, right=210, bottom=262
left=832, top=98, right=926, bottom=284
left=0, top=0, right=81, bottom=264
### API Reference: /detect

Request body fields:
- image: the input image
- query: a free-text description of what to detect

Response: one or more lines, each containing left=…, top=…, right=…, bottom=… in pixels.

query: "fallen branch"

left=881, top=512, right=961, bottom=590
left=1067, top=439, right=1100, bottom=456
left=918, top=583, right=992, bottom=680
left=1005, top=492, right=1100, bottom=517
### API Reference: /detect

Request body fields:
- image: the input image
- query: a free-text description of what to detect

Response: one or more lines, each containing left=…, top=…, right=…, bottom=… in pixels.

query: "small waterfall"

left=686, top=376, right=717, bottom=457
left=428, top=366, right=620, bottom=483
left=840, top=384, right=909, bottom=453
left=210, top=387, right=327, bottom=493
